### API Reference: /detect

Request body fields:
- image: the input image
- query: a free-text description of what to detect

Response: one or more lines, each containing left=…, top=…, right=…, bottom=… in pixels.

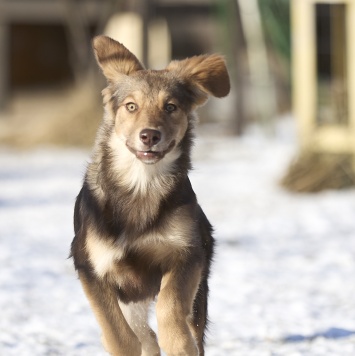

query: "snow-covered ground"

left=1, top=123, right=355, bottom=355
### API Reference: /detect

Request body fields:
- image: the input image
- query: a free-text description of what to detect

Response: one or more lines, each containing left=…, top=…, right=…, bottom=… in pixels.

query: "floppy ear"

left=166, top=54, right=230, bottom=105
left=92, top=35, right=144, bottom=81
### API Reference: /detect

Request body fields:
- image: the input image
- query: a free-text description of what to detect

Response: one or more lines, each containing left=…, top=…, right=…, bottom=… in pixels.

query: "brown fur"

left=71, top=35, right=230, bottom=355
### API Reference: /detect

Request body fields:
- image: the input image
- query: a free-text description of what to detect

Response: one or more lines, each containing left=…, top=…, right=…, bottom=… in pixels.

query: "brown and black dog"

left=71, top=35, right=230, bottom=356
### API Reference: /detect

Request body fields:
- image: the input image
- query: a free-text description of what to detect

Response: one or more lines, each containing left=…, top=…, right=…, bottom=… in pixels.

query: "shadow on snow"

left=283, top=327, right=355, bottom=343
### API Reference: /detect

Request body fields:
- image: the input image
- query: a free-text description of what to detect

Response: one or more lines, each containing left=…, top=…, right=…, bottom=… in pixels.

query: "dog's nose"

left=140, top=129, right=161, bottom=147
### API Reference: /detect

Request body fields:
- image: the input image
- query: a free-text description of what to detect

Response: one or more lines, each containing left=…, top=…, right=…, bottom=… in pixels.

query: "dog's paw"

left=159, top=333, right=198, bottom=356
left=101, top=334, right=142, bottom=356
left=101, top=335, right=110, bottom=353
left=141, top=339, right=161, bottom=356
left=141, top=350, right=161, bottom=356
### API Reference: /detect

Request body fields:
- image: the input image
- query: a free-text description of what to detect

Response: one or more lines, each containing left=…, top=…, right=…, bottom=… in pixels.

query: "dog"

left=70, top=35, right=230, bottom=356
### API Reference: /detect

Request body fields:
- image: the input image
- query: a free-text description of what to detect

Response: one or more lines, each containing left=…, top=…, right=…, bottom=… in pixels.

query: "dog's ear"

left=166, top=54, right=230, bottom=105
left=92, top=35, right=144, bottom=81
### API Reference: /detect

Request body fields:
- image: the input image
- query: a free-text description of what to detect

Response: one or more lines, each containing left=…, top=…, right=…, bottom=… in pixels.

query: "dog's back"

left=71, top=35, right=230, bottom=356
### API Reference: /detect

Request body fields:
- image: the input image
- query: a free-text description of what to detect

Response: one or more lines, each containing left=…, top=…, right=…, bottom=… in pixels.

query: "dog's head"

left=93, top=35, right=230, bottom=165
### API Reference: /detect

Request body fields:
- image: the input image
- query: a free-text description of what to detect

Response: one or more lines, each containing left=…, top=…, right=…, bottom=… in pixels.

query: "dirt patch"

left=0, top=78, right=103, bottom=148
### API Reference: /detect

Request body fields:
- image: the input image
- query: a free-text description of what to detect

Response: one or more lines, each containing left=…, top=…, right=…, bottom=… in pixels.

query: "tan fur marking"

left=86, top=229, right=125, bottom=278
left=157, top=90, right=189, bottom=145
left=132, top=210, right=195, bottom=265
left=78, top=271, right=142, bottom=356
left=156, top=266, right=202, bottom=356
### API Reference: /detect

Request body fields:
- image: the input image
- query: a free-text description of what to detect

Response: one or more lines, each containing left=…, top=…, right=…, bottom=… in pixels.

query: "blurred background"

left=0, top=0, right=290, bottom=145
left=1, top=1, right=355, bottom=355
left=1, top=0, right=354, bottom=192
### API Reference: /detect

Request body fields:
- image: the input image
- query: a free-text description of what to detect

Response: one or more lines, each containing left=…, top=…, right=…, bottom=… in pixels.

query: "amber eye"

left=165, top=103, right=177, bottom=113
left=126, top=102, right=138, bottom=112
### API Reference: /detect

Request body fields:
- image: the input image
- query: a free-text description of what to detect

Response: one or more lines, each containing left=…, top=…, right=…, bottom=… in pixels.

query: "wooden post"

left=64, top=0, right=91, bottom=82
left=292, top=0, right=317, bottom=150
left=139, top=0, right=151, bottom=68
left=238, top=0, right=277, bottom=132
left=347, top=1, right=355, bottom=171
left=0, top=0, right=8, bottom=110
left=292, top=0, right=355, bottom=173
left=234, top=1, right=247, bottom=136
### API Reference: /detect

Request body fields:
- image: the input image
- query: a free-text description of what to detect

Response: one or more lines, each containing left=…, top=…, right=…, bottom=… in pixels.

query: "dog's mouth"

left=127, top=141, right=176, bottom=164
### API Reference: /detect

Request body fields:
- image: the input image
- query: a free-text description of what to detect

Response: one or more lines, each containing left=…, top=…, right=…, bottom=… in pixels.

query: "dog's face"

left=93, top=36, right=230, bottom=165
left=107, top=72, right=192, bottom=165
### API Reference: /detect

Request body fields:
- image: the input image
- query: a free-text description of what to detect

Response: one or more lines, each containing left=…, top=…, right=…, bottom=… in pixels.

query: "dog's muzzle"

left=126, top=133, right=176, bottom=164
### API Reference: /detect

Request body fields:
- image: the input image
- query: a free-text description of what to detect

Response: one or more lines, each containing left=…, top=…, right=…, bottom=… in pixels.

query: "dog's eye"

left=165, top=103, right=177, bottom=113
left=126, top=102, right=138, bottom=112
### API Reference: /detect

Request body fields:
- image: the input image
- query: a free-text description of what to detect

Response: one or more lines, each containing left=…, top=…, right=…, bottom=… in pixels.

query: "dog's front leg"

left=156, top=264, right=202, bottom=356
left=78, top=271, right=142, bottom=356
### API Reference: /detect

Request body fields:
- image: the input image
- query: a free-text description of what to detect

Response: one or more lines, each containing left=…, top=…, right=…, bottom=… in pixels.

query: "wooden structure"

left=0, top=0, right=217, bottom=110
left=292, top=0, right=355, bottom=169
left=0, top=0, right=116, bottom=108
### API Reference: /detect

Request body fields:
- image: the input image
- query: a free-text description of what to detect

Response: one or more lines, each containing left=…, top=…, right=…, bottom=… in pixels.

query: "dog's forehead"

left=123, top=70, right=184, bottom=97
left=111, top=69, right=195, bottom=109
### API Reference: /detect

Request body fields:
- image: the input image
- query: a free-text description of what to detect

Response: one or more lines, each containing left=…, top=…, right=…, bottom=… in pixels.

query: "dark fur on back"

left=70, top=35, right=229, bottom=356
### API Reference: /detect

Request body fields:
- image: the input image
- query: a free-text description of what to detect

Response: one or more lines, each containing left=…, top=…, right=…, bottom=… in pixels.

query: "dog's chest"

left=85, top=228, right=189, bottom=301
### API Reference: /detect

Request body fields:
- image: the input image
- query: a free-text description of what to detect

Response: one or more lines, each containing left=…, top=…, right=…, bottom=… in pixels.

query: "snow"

left=1, top=124, right=355, bottom=355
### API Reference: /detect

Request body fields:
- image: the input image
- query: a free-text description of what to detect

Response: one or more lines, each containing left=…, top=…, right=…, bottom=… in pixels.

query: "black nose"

left=140, top=129, right=161, bottom=147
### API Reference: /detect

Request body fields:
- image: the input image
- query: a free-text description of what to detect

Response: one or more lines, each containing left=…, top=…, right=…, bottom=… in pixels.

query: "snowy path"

left=1, top=133, right=355, bottom=355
